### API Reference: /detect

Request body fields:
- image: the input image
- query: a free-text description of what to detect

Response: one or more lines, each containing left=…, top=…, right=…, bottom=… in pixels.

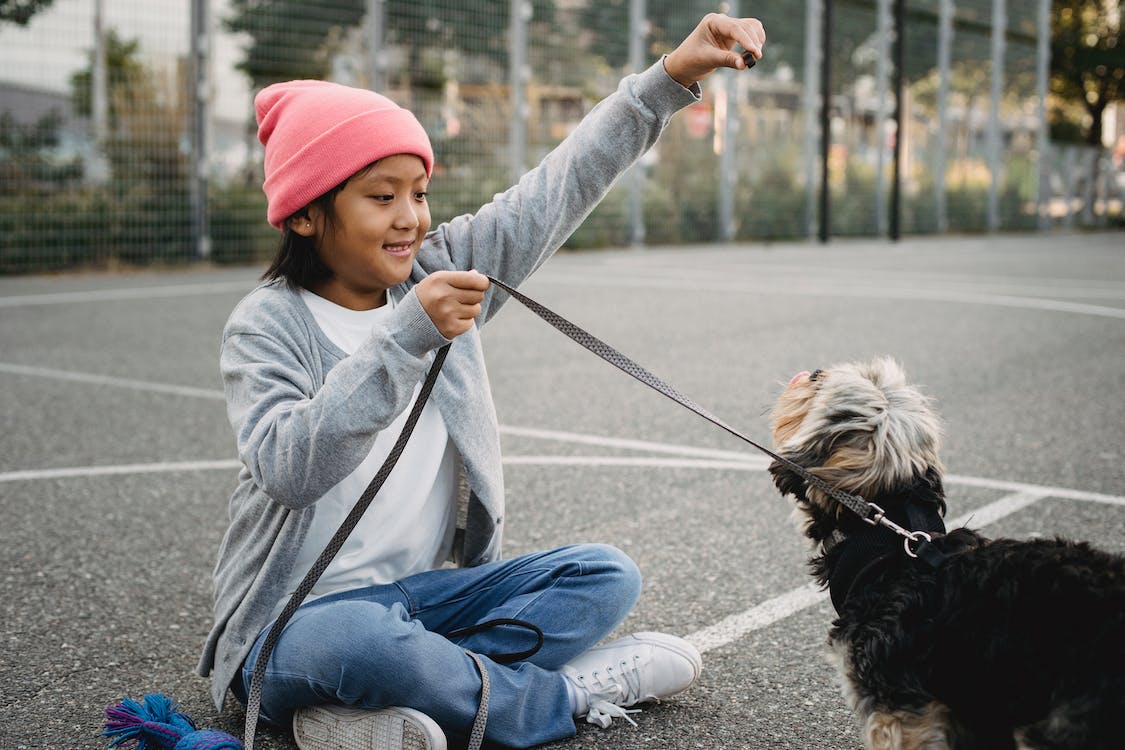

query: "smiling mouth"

left=383, top=242, right=414, bottom=256
left=789, top=370, right=810, bottom=386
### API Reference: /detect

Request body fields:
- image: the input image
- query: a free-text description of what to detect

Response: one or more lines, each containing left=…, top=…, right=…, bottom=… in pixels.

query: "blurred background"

left=1, top=0, right=1122, bottom=274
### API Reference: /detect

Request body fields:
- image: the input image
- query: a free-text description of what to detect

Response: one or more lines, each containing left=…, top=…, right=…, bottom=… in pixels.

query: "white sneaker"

left=292, top=704, right=447, bottom=750
left=561, top=632, right=703, bottom=729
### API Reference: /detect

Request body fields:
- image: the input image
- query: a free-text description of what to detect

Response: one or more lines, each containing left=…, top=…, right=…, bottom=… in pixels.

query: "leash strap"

left=243, top=344, right=452, bottom=750
left=486, top=275, right=941, bottom=560
left=465, top=651, right=490, bottom=750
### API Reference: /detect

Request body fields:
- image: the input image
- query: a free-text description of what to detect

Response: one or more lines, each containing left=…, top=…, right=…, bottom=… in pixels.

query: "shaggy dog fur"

left=768, top=357, right=1124, bottom=750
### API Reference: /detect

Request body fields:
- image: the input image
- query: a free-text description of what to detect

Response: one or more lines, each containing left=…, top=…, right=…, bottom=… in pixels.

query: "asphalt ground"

left=2, top=232, right=1123, bottom=750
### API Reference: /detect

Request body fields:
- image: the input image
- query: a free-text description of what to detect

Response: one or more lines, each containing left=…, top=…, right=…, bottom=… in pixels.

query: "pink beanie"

left=255, top=80, right=434, bottom=229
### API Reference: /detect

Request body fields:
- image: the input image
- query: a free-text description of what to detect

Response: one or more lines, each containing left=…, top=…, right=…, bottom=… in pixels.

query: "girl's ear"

left=287, top=210, right=317, bottom=237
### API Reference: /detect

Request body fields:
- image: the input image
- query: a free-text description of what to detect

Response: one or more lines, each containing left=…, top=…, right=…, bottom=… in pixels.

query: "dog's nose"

left=789, top=370, right=810, bottom=386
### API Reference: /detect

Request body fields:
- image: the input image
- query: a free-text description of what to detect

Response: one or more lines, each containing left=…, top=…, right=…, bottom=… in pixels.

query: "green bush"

left=209, top=183, right=276, bottom=266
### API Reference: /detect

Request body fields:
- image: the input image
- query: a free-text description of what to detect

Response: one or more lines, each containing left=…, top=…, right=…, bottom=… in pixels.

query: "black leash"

left=243, top=343, right=492, bottom=750
left=486, top=275, right=944, bottom=563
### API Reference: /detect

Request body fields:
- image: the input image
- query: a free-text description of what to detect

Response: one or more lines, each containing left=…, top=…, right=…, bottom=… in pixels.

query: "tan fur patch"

left=864, top=703, right=954, bottom=750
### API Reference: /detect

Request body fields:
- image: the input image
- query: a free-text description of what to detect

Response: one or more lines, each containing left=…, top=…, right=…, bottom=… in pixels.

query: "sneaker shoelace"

left=576, top=655, right=647, bottom=728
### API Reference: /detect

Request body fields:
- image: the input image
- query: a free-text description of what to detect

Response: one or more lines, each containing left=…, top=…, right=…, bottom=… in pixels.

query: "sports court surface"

left=3, top=232, right=1123, bottom=748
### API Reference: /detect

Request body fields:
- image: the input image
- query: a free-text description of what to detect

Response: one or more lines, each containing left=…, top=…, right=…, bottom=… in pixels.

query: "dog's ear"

left=768, top=458, right=806, bottom=500
left=768, top=446, right=825, bottom=503
left=916, top=465, right=947, bottom=517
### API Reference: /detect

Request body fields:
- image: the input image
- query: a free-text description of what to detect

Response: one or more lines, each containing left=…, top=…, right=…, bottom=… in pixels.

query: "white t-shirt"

left=270, top=289, right=460, bottom=619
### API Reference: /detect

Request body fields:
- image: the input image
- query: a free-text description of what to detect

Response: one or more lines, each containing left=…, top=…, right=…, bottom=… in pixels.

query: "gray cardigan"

left=198, top=60, right=701, bottom=710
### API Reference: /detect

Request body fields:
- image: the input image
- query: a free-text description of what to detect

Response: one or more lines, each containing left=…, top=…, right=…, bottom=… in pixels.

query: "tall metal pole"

left=890, top=0, right=904, bottom=241
left=628, top=0, right=647, bottom=246
left=87, top=0, right=110, bottom=185
left=190, top=0, right=210, bottom=259
left=874, top=0, right=891, bottom=238
left=509, top=0, right=530, bottom=184
left=802, top=0, right=821, bottom=239
left=819, top=0, right=832, bottom=243
left=935, top=0, right=953, bottom=233
left=718, top=0, right=739, bottom=242
left=1035, top=0, right=1050, bottom=230
left=987, top=0, right=1006, bottom=232
left=366, top=0, right=386, bottom=92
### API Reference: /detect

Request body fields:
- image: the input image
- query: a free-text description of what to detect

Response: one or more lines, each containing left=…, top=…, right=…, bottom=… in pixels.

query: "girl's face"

left=296, top=154, right=431, bottom=310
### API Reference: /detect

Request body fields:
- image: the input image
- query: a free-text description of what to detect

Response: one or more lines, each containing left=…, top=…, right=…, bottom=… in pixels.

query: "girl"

left=198, top=12, right=765, bottom=750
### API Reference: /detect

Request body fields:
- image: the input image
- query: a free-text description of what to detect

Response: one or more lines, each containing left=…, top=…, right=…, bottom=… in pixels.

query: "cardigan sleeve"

left=418, top=58, right=701, bottom=321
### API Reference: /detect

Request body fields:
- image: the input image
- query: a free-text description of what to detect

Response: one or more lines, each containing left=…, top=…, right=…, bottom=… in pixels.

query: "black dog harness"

left=826, top=494, right=949, bottom=613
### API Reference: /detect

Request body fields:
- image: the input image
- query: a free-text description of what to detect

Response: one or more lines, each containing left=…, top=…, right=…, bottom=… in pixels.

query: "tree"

left=226, top=0, right=365, bottom=89
left=1051, top=0, right=1124, bottom=146
left=69, top=30, right=147, bottom=130
left=225, top=0, right=556, bottom=91
left=0, top=0, right=53, bottom=26
left=0, top=111, right=81, bottom=193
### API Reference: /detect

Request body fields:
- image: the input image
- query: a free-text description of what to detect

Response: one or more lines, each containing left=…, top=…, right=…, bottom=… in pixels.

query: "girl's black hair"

left=260, top=176, right=350, bottom=288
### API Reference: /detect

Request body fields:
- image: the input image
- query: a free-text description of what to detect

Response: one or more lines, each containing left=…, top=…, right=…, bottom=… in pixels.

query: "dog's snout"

left=809, top=369, right=824, bottom=382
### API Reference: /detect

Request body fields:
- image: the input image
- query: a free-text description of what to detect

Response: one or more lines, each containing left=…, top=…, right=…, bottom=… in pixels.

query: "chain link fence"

left=0, top=0, right=1121, bottom=274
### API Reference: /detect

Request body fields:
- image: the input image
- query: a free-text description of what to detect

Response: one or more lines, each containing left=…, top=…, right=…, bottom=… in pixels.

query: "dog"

left=767, top=356, right=1124, bottom=750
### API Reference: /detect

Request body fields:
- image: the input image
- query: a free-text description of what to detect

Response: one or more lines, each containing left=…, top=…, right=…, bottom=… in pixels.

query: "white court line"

left=0, top=362, right=225, bottom=400
left=0, top=455, right=765, bottom=483
left=500, top=425, right=761, bottom=462
left=0, top=280, right=252, bottom=307
left=503, top=455, right=770, bottom=471
left=0, top=460, right=242, bottom=483
left=946, top=473, right=1125, bottom=506
left=533, top=273, right=1125, bottom=319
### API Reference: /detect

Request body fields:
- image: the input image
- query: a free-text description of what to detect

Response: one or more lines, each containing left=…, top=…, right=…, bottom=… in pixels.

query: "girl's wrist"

left=661, top=54, right=696, bottom=89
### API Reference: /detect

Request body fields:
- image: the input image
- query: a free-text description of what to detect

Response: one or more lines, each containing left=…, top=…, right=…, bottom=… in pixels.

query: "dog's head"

left=769, top=357, right=945, bottom=549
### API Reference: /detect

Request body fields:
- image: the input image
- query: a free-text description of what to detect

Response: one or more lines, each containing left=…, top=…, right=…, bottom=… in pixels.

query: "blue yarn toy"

left=103, top=693, right=243, bottom=750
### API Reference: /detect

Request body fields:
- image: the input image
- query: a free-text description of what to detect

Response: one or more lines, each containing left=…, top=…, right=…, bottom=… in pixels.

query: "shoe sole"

left=292, top=705, right=447, bottom=750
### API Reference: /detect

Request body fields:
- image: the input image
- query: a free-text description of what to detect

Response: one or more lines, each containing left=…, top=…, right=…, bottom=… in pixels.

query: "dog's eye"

left=809, top=369, right=824, bottom=382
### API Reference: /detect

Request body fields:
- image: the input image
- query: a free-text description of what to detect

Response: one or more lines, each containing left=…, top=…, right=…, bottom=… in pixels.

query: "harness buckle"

left=903, top=530, right=933, bottom=559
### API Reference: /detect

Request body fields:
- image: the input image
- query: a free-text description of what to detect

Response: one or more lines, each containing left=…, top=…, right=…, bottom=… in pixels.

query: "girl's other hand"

left=663, top=12, right=765, bottom=89
left=417, top=270, right=490, bottom=339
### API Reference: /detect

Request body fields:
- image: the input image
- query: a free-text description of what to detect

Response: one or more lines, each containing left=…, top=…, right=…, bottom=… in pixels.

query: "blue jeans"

left=237, top=543, right=642, bottom=748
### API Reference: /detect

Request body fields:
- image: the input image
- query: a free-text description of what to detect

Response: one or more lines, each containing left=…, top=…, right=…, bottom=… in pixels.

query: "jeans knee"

left=568, top=543, right=642, bottom=608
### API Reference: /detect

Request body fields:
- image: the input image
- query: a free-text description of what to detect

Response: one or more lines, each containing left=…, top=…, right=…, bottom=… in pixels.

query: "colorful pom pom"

left=103, top=694, right=243, bottom=750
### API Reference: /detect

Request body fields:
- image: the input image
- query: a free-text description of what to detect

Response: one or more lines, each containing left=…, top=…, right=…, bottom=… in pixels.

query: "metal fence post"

left=718, top=0, right=739, bottom=242
left=935, top=0, right=953, bottom=234
left=628, top=0, right=647, bottom=247
left=1035, top=0, right=1050, bottom=230
left=802, top=0, right=822, bottom=240
left=87, top=0, right=110, bottom=185
left=890, top=0, right=904, bottom=241
left=190, top=0, right=210, bottom=259
left=366, top=0, right=387, bottom=92
left=874, top=0, right=891, bottom=238
left=509, top=0, right=531, bottom=185
left=987, top=0, right=1006, bottom=232
left=819, top=0, right=832, bottom=243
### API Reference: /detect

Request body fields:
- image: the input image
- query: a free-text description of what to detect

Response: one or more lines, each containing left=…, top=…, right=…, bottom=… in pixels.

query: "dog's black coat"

left=773, top=462, right=1125, bottom=749
left=769, top=360, right=1125, bottom=749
